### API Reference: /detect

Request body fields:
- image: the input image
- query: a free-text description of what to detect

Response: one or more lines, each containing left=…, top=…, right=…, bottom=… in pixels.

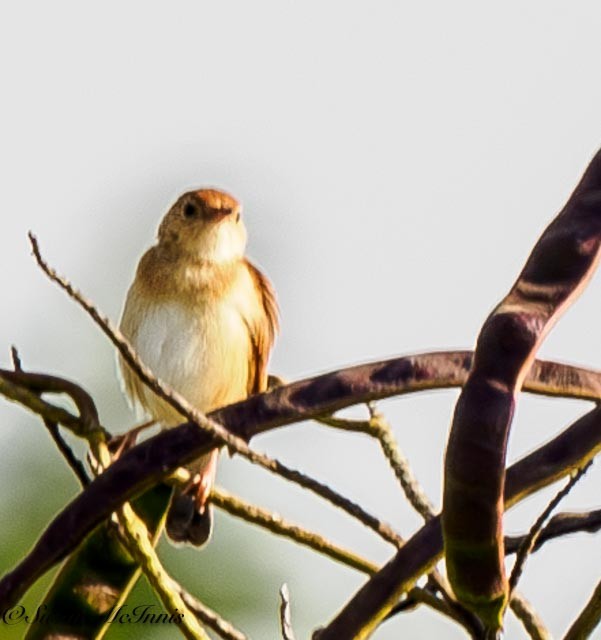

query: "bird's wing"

left=243, top=259, right=279, bottom=395
left=118, top=285, right=145, bottom=409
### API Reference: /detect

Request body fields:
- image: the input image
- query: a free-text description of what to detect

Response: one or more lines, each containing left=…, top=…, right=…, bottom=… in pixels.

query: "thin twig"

left=245, top=458, right=404, bottom=547
left=410, top=586, right=484, bottom=638
left=314, top=415, right=370, bottom=433
left=510, top=591, right=552, bottom=640
left=279, top=584, right=296, bottom=640
left=109, top=425, right=215, bottom=640
left=116, top=501, right=210, bottom=640
left=10, top=346, right=22, bottom=371
left=427, top=571, right=484, bottom=638
left=380, top=585, right=485, bottom=638
left=506, top=508, right=601, bottom=553
left=509, top=461, right=593, bottom=594
left=368, top=403, right=436, bottom=520
left=43, top=419, right=90, bottom=486
left=8, top=351, right=90, bottom=486
left=210, top=487, right=379, bottom=575
left=318, top=406, right=436, bottom=520
left=179, top=589, right=248, bottom=640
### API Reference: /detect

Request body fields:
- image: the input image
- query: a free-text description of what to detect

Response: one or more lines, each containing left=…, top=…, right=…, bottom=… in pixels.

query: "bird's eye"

left=183, top=203, right=197, bottom=218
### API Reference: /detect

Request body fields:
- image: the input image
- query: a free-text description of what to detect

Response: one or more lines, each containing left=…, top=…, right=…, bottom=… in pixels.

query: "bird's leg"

left=193, top=449, right=219, bottom=514
left=108, top=419, right=157, bottom=459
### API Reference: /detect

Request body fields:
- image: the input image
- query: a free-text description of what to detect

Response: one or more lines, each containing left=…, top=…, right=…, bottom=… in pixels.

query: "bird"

left=119, top=188, right=278, bottom=546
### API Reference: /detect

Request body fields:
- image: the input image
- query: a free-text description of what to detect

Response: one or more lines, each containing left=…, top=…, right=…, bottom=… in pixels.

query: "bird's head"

left=158, top=188, right=247, bottom=263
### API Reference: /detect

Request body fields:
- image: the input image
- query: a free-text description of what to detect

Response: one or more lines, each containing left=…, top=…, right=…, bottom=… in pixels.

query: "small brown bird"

left=119, top=188, right=278, bottom=545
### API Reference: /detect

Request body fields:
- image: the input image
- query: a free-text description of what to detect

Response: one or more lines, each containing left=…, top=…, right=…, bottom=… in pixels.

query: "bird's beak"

left=206, top=206, right=238, bottom=222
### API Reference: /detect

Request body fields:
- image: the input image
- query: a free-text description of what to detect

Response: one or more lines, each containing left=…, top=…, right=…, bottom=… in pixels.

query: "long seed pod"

left=315, top=400, right=601, bottom=640
left=442, top=148, right=601, bottom=628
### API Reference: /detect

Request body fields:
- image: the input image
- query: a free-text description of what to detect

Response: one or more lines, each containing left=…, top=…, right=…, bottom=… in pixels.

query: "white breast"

left=125, top=299, right=250, bottom=426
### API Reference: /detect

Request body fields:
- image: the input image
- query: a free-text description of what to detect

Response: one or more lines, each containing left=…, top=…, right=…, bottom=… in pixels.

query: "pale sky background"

left=2, top=2, right=601, bottom=639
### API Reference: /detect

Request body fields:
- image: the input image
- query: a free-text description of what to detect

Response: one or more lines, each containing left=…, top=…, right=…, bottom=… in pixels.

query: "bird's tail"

left=166, top=449, right=218, bottom=547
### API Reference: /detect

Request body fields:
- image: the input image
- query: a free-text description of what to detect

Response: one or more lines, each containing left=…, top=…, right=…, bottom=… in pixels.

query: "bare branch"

left=0, top=370, right=106, bottom=438
left=43, top=418, right=90, bottom=487
left=4, top=375, right=601, bottom=619
left=116, top=501, right=210, bottom=640
left=509, top=461, right=593, bottom=593
left=210, top=487, right=379, bottom=575
left=240, top=457, right=403, bottom=548
left=368, top=403, right=435, bottom=520
left=4, top=353, right=601, bottom=449
left=179, top=589, right=248, bottom=640
left=506, top=508, right=601, bottom=553
left=318, top=406, right=436, bottom=520
left=7, top=352, right=90, bottom=486
left=510, top=591, right=552, bottom=640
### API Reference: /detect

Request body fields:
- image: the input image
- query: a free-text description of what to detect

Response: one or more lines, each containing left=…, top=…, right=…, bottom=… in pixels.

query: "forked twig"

left=318, top=405, right=435, bottom=520
left=9, top=348, right=90, bottom=486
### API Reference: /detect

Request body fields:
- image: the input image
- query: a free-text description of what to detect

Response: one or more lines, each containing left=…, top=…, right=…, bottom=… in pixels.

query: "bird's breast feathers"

left=120, top=265, right=265, bottom=425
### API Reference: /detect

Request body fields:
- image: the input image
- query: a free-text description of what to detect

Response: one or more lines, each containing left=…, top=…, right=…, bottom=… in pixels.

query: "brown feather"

left=243, top=259, right=280, bottom=395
